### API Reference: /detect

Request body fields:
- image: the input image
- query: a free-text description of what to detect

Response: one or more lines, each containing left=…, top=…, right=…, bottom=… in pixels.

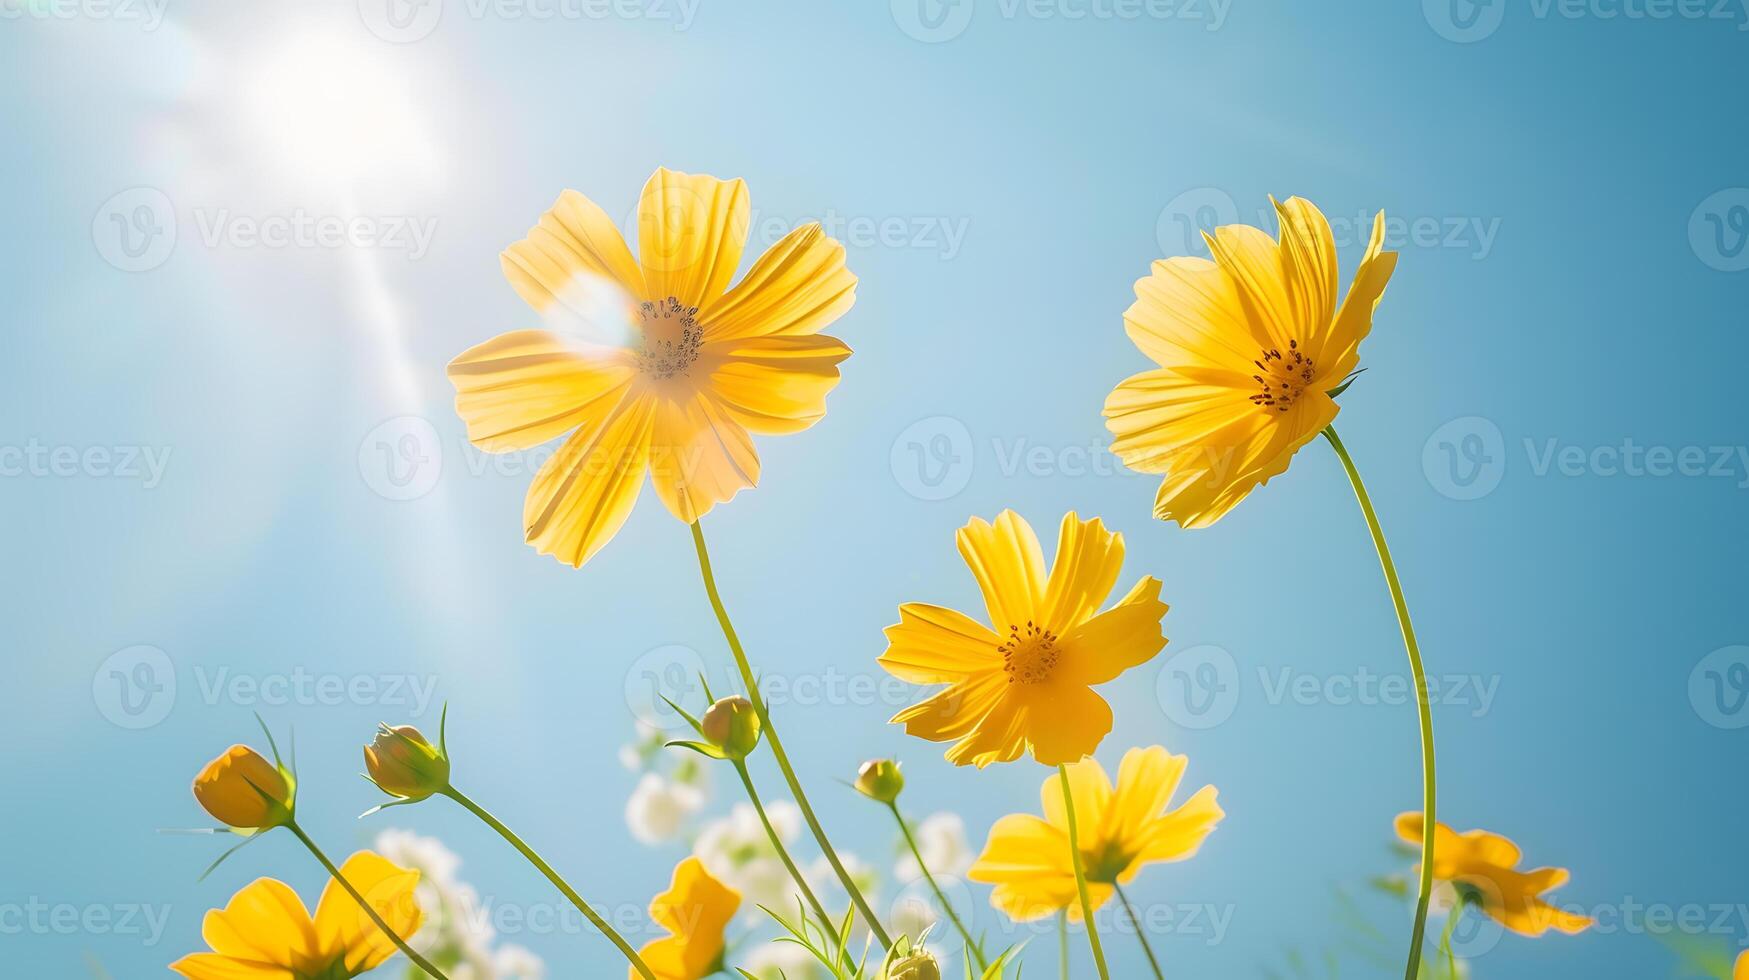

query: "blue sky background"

left=3, top=1, right=1747, bottom=976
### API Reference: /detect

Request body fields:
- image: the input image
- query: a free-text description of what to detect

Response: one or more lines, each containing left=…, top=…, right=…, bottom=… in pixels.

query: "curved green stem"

left=689, top=519, right=894, bottom=950
left=732, top=760, right=845, bottom=956
left=1113, top=882, right=1164, bottom=980
left=1437, top=900, right=1463, bottom=979
left=441, top=787, right=656, bottom=980
left=1323, top=425, right=1436, bottom=980
left=286, top=822, right=450, bottom=980
left=1058, top=910, right=1069, bottom=980
left=1057, top=765, right=1110, bottom=980
left=887, top=802, right=986, bottom=969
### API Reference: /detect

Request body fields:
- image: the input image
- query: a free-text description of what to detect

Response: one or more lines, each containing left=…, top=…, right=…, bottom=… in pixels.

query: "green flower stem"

left=1112, top=882, right=1164, bottom=980
left=731, top=760, right=844, bottom=954
left=689, top=519, right=894, bottom=951
left=1438, top=900, right=1464, bottom=979
left=886, top=802, right=986, bottom=969
left=1057, top=765, right=1110, bottom=980
left=1322, top=425, right=1437, bottom=980
left=440, top=787, right=656, bottom=980
left=285, top=822, right=451, bottom=980
left=1058, top=910, right=1069, bottom=980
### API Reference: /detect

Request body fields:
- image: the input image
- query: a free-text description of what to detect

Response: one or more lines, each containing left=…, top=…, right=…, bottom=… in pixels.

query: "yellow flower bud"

left=882, top=948, right=941, bottom=980
left=364, top=724, right=450, bottom=801
left=855, top=759, right=905, bottom=804
left=700, top=696, right=762, bottom=760
left=193, top=745, right=295, bottom=832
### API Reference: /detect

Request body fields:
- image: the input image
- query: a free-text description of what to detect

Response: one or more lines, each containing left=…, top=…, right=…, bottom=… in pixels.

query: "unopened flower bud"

left=701, top=696, right=762, bottom=760
left=882, top=948, right=940, bottom=980
left=364, top=724, right=450, bottom=801
left=855, top=759, right=905, bottom=804
left=194, top=745, right=295, bottom=832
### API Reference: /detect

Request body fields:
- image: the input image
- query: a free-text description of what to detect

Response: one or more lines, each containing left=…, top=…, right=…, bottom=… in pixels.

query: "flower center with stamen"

left=998, top=621, right=1060, bottom=685
left=634, top=296, right=702, bottom=380
left=1081, top=838, right=1133, bottom=884
left=1247, top=338, right=1316, bottom=414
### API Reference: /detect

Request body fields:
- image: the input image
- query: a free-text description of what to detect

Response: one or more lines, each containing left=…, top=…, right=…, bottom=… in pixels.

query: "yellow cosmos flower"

left=1736, top=949, right=1747, bottom=980
left=449, top=168, right=856, bottom=567
left=171, top=851, right=423, bottom=980
left=1103, top=197, right=1398, bottom=528
left=1394, top=813, right=1593, bottom=938
left=635, top=856, right=740, bottom=980
left=193, top=744, right=296, bottom=833
left=879, top=510, right=1168, bottom=767
left=968, top=746, right=1222, bottom=921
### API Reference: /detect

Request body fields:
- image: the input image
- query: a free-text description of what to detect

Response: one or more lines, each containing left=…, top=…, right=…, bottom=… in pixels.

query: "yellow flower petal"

left=702, top=333, right=851, bottom=435
left=637, top=168, right=750, bottom=315
left=942, top=689, right=1030, bottom=768
left=1062, top=576, right=1168, bottom=687
left=1271, top=196, right=1340, bottom=357
left=956, top=511, right=1047, bottom=634
left=1042, top=753, right=1113, bottom=831
left=637, top=857, right=739, bottom=980
left=648, top=392, right=761, bottom=524
left=701, top=222, right=857, bottom=343
left=1124, top=256, right=1259, bottom=374
left=1022, top=685, right=1114, bottom=768
left=1203, top=222, right=1298, bottom=354
left=501, top=189, right=645, bottom=316
left=312, top=852, right=423, bottom=976
left=523, top=393, right=654, bottom=567
left=1393, top=813, right=1591, bottom=938
left=1325, top=210, right=1398, bottom=382
left=447, top=329, right=637, bottom=452
left=197, top=878, right=318, bottom=972
left=1132, top=784, right=1223, bottom=871
left=892, top=671, right=1007, bottom=747
left=878, top=603, right=1003, bottom=684
left=1734, top=949, right=1747, bottom=980
left=1039, top=514, right=1124, bottom=631
left=169, top=953, right=295, bottom=980
left=968, top=813, right=1078, bottom=922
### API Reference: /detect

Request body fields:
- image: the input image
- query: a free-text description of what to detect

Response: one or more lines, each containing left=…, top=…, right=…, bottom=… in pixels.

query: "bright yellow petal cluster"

left=635, top=857, right=740, bottom=980
left=193, top=744, right=295, bottom=834
left=878, top=511, right=1168, bottom=767
left=1104, top=198, right=1398, bottom=528
left=968, top=746, right=1222, bottom=921
left=1394, top=813, right=1593, bottom=938
left=171, top=851, right=423, bottom=980
left=450, top=167, right=857, bottom=567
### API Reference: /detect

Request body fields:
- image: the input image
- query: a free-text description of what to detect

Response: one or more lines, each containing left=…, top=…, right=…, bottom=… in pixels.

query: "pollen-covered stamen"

left=634, top=296, right=703, bottom=380
left=1248, top=338, right=1317, bottom=414
left=998, top=620, right=1060, bottom=685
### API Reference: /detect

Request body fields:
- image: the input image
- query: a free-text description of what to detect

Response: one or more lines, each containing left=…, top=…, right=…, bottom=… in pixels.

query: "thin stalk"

left=886, top=802, right=986, bottom=969
left=731, top=760, right=844, bottom=954
left=1058, top=910, right=1069, bottom=980
left=286, top=822, right=450, bottom=980
left=689, top=519, right=893, bottom=950
left=1057, top=765, right=1110, bottom=980
left=1322, top=425, right=1437, bottom=980
left=1437, top=900, right=1463, bottom=979
left=440, top=787, right=656, bottom=980
left=1113, top=882, right=1164, bottom=980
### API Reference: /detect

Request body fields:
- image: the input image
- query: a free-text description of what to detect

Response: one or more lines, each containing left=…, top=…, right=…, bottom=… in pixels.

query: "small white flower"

left=743, top=940, right=829, bottom=980
left=625, top=773, right=705, bottom=845
left=894, top=813, right=973, bottom=884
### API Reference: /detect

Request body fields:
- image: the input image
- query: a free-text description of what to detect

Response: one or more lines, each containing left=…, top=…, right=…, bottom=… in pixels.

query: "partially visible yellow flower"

left=449, top=168, right=856, bottom=568
left=968, top=746, right=1222, bottom=922
left=1736, top=949, right=1747, bottom=980
left=635, top=856, right=740, bottom=980
left=363, top=723, right=450, bottom=802
left=170, top=851, right=423, bottom=980
left=1103, top=197, right=1398, bottom=528
left=1394, top=813, right=1593, bottom=937
left=878, top=510, right=1167, bottom=767
left=193, top=744, right=295, bottom=833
